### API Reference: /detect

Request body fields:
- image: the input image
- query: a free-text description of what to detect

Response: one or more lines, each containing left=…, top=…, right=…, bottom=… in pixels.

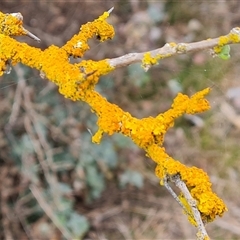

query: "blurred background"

left=0, top=1, right=240, bottom=239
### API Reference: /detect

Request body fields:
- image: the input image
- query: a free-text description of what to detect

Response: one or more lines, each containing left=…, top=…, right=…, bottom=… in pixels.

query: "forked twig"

left=170, top=174, right=209, bottom=240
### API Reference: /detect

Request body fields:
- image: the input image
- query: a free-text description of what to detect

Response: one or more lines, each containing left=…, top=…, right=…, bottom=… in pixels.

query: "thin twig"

left=30, top=184, right=73, bottom=240
left=172, top=175, right=209, bottom=240
left=163, top=177, right=190, bottom=214
left=23, top=27, right=41, bottom=42
left=10, top=13, right=40, bottom=42
left=7, top=65, right=25, bottom=126
left=108, top=27, right=240, bottom=69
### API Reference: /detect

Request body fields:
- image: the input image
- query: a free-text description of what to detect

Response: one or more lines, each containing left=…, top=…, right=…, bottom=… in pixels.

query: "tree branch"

left=108, top=27, right=240, bottom=69
left=173, top=175, right=209, bottom=240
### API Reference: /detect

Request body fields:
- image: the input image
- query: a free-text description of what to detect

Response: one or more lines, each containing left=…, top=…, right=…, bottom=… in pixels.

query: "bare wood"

left=173, top=175, right=209, bottom=240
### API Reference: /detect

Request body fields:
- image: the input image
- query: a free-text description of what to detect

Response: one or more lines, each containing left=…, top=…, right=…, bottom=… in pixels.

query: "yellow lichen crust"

left=88, top=86, right=227, bottom=223
left=152, top=146, right=227, bottom=223
left=62, top=11, right=115, bottom=58
left=0, top=12, right=26, bottom=36
left=0, top=34, right=42, bottom=75
left=142, top=52, right=159, bottom=66
left=142, top=52, right=164, bottom=70
left=0, top=10, right=228, bottom=226
left=0, top=10, right=115, bottom=99
left=214, top=30, right=240, bottom=53
left=178, top=193, right=196, bottom=225
left=214, top=36, right=229, bottom=53
left=91, top=89, right=210, bottom=148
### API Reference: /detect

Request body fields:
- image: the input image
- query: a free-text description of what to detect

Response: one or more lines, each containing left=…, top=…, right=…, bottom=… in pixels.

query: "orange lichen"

left=142, top=52, right=168, bottom=70
left=176, top=43, right=188, bottom=53
left=229, top=32, right=240, bottom=43
left=90, top=88, right=210, bottom=148
left=152, top=146, right=227, bottom=223
left=86, top=86, right=226, bottom=223
left=169, top=42, right=177, bottom=47
left=142, top=52, right=159, bottom=66
left=214, top=36, right=229, bottom=53
left=214, top=30, right=240, bottom=53
left=178, top=193, right=196, bottom=226
left=0, top=9, right=228, bottom=225
left=0, top=11, right=115, bottom=101
left=0, top=12, right=26, bottom=36
left=62, top=10, right=114, bottom=58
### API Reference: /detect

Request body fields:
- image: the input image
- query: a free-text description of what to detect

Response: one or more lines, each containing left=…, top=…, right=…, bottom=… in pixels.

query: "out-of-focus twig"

left=30, top=184, right=73, bottom=240
left=7, top=65, right=25, bottom=126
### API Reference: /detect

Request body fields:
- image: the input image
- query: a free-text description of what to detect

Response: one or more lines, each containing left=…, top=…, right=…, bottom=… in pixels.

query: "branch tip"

left=24, top=28, right=41, bottom=42
left=107, top=7, right=114, bottom=14
left=231, top=27, right=240, bottom=35
left=10, top=12, right=23, bottom=21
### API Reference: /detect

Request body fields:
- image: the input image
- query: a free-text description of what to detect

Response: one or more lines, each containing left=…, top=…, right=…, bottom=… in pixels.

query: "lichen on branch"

left=0, top=9, right=227, bottom=230
left=0, top=12, right=26, bottom=36
left=0, top=10, right=115, bottom=100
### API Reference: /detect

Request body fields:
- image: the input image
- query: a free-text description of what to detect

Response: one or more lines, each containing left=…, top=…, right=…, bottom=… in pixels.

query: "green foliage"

left=56, top=208, right=89, bottom=239
left=119, top=170, right=144, bottom=189
left=128, top=63, right=150, bottom=88
left=79, top=133, right=118, bottom=201
left=218, top=45, right=231, bottom=60
left=175, top=56, right=230, bottom=92
left=86, top=165, right=105, bottom=199
left=66, top=213, right=89, bottom=239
